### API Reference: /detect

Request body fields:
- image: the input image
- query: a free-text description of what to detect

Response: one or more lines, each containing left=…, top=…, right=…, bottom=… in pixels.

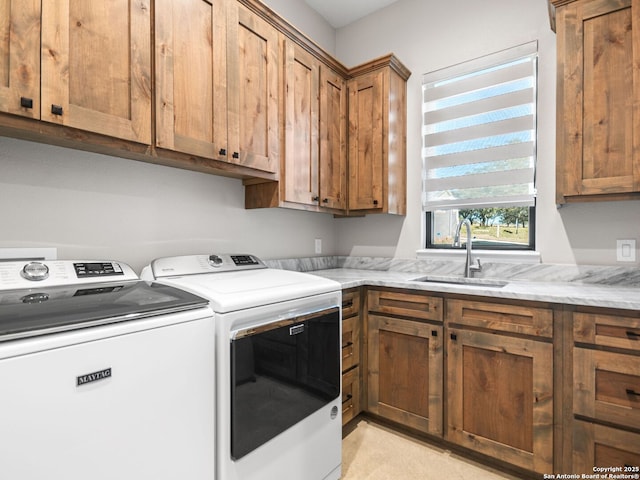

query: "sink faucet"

left=453, top=218, right=482, bottom=278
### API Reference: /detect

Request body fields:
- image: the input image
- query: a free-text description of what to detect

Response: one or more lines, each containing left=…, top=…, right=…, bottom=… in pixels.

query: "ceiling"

left=303, top=0, right=399, bottom=28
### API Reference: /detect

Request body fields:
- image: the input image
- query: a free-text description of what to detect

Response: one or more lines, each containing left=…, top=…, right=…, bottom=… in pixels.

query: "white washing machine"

left=0, top=260, right=215, bottom=480
left=141, top=254, right=342, bottom=480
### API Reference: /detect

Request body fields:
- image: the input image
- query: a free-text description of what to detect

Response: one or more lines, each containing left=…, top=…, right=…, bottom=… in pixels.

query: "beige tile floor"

left=342, top=419, right=521, bottom=480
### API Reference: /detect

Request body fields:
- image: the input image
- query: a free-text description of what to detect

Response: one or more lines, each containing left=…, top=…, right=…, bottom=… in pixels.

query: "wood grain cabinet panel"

left=446, top=328, right=554, bottom=473
left=341, top=287, right=362, bottom=425
left=573, top=420, right=640, bottom=474
left=318, top=66, right=347, bottom=210
left=155, top=0, right=227, bottom=160
left=40, top=0, right=151, bottom=144
left=571, top=308, right=640, bottom=474
left=447, top=299, right=553, bottom=338
left=221, top=1, right=279, bottom=173
left=554, top=0, right=640, bottom=202
left=368, top=289, right=443, bottom=322
left=368, top=314, right=443, bottom=435
left=0, top=0, right=40, bottom=119
left=347, top=57, right=409, bottom=215
left=282, top=41, right=321, bottom=206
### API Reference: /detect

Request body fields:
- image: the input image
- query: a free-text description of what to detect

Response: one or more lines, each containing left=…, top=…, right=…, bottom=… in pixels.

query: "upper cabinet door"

left=0, top=0, right=40, bottom=119
left=319, top=67, right=347, bottom=210
left=555, top=0, right=640, bottom=202
left=155, top=0, right=226, bottom=160
left=224, top=2, right=279, bottom=173
left=40, top=0, right=152, bottom=144
left=348, top=71, right=384, bottom=211
left=283, top=40, right=320, bottom=206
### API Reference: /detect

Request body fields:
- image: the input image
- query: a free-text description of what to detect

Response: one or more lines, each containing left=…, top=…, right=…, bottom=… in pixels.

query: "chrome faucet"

left=453, top=218, right=482, bottom=278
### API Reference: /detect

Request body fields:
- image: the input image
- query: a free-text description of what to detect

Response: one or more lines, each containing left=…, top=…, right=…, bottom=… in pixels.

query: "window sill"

left=416, top=249, right=541, bottom=264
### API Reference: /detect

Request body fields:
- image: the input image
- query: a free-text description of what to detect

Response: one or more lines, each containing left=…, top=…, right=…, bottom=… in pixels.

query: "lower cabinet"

left=342, top=288, right=362, bottom=425
left=367, top=289, right=444, bottom=435
left=572, top=309, right=640, bottom=474
left=445, top=299, right=554, bottom=474
left=573, top=420, right=640, bottom=473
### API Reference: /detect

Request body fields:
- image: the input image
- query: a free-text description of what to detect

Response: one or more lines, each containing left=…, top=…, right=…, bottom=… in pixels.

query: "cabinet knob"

left=431, top=330, right=438, bottom=337
left=312, top=196, right=320, bottom=202
left=322, top=198, right=329, bottom=203
left=373, top=199, right=379, bottom=206
left=450, top=333, right=457, bottom=341
left=219, top=148, right=226, bottom=156
left=232, top=152, right=239, bottom=159
left=51, top=104, right=63, bottom=116
left=20, top=97, right=33, bottom=109
left=342, top=394, right=353, bottom=404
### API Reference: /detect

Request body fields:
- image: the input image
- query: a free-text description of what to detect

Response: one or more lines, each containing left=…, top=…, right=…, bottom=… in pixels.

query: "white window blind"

left=422, top=42, right=537, bottom=211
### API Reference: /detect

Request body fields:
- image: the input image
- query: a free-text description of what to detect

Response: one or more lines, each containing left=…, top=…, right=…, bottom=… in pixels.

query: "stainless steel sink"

left=411, top=275, right=508, bottom=288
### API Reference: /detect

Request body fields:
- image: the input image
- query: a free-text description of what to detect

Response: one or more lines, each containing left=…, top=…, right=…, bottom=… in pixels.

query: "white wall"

left=2, top=0, right=638, bottom=270
left=334, top=0, right=640, bottom=265
left=261, top=0, right=336, bottom=54
left=0, top=138, right=337, bottom=273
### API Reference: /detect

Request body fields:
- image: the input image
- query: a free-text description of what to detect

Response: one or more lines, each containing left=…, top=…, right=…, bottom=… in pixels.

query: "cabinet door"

left=319, top=67, right=347, bottom=210
left=574, top=347, right=640, bottom=429
left=224, top=3, right=279, bottom=173
left=348, top=71, right=384, bottom=211
left=447, top=328, right=553, bottom=473
left=368, top=314, right=443, bottom=435
left=0, top=0, right=40, bottom=119
left=556, top=0, right=640, bottom=199
left=155, top=0, right=226, bottom=159
left=283, top=41, right=320, bottom=205
left=573, top=420, right=640, bottom=474
left=40, top=0, right=151, bottom=144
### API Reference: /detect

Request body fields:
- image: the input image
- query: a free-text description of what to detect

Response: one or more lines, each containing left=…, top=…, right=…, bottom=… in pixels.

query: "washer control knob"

left=208, top=255, right=223, bottom=267
left=21, top=262, right=50, bottom=281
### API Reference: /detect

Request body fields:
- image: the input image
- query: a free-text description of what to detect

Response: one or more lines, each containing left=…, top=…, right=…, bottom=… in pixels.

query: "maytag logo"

left=77, top=368, right=112, bottom=387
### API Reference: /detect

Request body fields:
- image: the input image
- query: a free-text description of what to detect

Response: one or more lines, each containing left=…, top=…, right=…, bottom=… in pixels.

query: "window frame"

left=425, top=207, right=536, bottom=250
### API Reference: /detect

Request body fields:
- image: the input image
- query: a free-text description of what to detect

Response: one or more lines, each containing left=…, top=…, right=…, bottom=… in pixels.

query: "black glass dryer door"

left=230, top=307, right=340, bottom=460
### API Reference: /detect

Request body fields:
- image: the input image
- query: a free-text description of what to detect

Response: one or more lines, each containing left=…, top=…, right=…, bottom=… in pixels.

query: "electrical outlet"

left=616, top=239, right=636, bottom=262
left=315, top=238, right=322, bottom=254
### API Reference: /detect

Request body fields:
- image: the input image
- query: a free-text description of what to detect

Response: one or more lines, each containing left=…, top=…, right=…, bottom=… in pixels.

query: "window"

left=422, top=42, right=537, bottom=250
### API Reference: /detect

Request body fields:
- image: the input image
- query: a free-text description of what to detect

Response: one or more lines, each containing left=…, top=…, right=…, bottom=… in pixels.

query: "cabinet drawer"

left=342, top=289, right=360, bottom=318
left=575, top=311, right=640, bottom=353
left=574, top=347, right=640, bottom=429
left=342, top=366, right=360, bottom=425
left=573, top=420, right=640, bottom=474
left=342, top=315, right=360, bottom=373
left=368, top=289, right=443, bottom=322
left=446, top=299, right=552, bottom=338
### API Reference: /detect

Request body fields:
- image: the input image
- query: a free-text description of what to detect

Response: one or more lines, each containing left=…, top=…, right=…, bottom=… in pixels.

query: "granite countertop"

left=264, top=256, right=640, bottom=311
left=309, top=268, right=640, bottom=311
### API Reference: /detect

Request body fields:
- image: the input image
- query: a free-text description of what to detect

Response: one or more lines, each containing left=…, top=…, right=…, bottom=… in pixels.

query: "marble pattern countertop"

left=264, top=256, right=640, bottom=311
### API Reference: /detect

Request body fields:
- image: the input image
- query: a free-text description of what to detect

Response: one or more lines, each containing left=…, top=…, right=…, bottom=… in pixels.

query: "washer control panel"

left=0, top=260, right=138, bottom=290
left=148, top=254, right=267, bottom=278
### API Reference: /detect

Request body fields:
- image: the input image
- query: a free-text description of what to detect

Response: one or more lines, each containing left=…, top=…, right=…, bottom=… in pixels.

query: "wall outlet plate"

left=616, top=239, right=636, bottom=262
left=315, top=238, right=322, bottom=254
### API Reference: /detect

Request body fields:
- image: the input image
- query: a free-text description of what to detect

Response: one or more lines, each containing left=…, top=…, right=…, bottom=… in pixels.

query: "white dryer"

left=141, top=254, right=342, bottom=480
left=0, top=260, right=215, bottom=480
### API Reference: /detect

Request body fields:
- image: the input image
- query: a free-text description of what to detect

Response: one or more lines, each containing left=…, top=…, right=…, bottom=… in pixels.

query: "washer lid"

left=0, top=281, right=210, bottom=342
left=154, top=268, right=340, bottom=313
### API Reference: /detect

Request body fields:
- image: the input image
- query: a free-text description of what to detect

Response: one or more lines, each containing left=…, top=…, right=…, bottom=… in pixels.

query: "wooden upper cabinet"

left=155, top=0, right=227, bottom=160
left=221, top=2, right=279, bottom=173
left=554, top=0, right=640, bottom=203
left=348, top=57, right=409, bottom=214
left=281, top=39, right=347, bottom=211
left=40, top=0, right=152, bottom=144
left=0, top=0, right=40, bottom=119
left=283, top=41, right=321, bottom=206
left=319, top=66, right=347, bottom=210
left=348, top=70, right=384, bottom=211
